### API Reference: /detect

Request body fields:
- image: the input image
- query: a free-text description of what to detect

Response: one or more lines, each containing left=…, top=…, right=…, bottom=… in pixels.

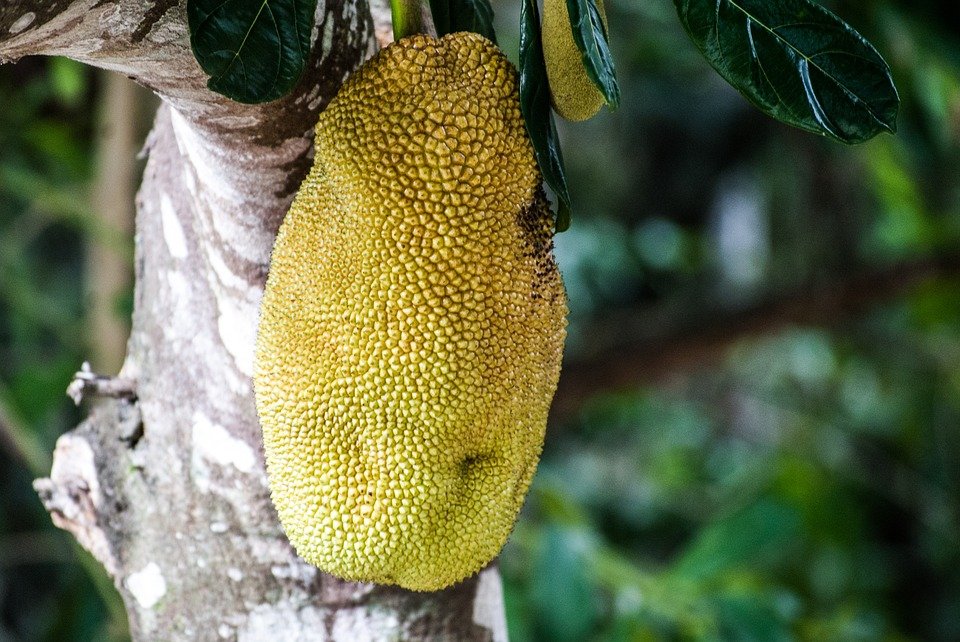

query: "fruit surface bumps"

left=254, top=32, right=567, bottom=592
left=542, top=0, right=607, bottom=121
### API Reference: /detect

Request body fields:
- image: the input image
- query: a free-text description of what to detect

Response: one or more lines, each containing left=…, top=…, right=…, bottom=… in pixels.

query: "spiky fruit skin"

left=254, top=32, right=567, bottom=592
left=542, top=0, right=607, bottom=121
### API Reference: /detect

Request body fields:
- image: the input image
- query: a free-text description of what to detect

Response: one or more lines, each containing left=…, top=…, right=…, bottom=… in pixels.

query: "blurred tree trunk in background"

left=551, top=252, right=960, bottom=423
left=0, top=2, right=507, bottom=640
left=87, top=71, right=154, bottom=373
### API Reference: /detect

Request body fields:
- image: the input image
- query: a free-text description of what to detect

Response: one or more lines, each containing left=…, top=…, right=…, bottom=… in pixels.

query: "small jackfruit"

left=254, top=32, right=567, bottom=592
left=542, top=0, right=608, bottom=121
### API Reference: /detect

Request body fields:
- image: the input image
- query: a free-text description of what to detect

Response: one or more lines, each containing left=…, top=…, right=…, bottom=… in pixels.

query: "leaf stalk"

left=391, top=0, right=425, bottom=40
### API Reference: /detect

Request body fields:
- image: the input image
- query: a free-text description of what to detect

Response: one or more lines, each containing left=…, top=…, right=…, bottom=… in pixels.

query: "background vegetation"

left=1, top=0, right=958, bottom=639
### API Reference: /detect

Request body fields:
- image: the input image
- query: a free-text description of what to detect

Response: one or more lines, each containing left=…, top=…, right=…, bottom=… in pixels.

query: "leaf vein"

left=726, top=0, right=890, bottom=128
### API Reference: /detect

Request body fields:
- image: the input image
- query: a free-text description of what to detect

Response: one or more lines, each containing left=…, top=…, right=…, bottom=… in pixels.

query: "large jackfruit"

left=254, top=32, right=567, bottom=592
left=542, top=0, right=608, bottom=121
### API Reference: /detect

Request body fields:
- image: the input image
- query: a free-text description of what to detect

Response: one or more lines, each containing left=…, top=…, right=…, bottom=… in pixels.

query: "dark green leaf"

left=674, top=0, right=899, bottom=144
left=187, top=0, right=317, bottom=104
left=429, top=0, right=497, bottom=43
left=520, top=0, right=572, bottom=232
left=565, top=0, right=620, bottom=108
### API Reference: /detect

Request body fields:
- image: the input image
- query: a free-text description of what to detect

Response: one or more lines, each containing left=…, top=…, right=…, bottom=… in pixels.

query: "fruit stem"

left=390, top=0, right=425, bottom=41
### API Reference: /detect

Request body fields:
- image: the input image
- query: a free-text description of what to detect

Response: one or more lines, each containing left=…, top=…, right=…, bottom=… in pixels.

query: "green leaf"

left=670, top=500, right=800, bottom=582
left=674, top=0, right=899, bottom=144
left=187, top=0, right=317, bottom=104
left=520, top=0, right=572, bottom=232
left=429, top=0, right=497, bottom=43
left=565, top=0, right=620, bottom=108
left=530, top=527, right=598, bottom=642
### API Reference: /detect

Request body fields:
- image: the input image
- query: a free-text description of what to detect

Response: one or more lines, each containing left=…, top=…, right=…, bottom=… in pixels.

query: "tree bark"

left=2, top=2, right=508, bottom=640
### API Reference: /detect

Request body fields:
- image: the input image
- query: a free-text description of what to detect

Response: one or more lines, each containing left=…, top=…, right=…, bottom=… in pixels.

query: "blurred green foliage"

left=1, top=1, right=959, bottom=640
left=505, top=303, right=960, bottom=639
left=0, top=58, right=127, bottom=641
left=494, top=1, right=960, bottom=640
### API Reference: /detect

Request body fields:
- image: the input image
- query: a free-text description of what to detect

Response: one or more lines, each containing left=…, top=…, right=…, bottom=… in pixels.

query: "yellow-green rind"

left=254, top=32, right=567, bottom=592
left=542, top=0, right=607, bottom=121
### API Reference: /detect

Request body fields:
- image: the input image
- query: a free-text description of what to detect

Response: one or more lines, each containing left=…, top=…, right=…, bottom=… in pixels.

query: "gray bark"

left=1, top=1, right=508, bottom=640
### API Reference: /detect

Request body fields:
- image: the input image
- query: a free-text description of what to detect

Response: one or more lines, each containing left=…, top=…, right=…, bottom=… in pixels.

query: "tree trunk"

left=1, top=2, right=508, bottom=640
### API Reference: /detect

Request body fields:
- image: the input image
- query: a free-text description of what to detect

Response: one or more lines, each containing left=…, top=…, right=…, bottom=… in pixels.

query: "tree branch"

left=551, top=253, right=960, bottom=424
left=66, top=362, right=138, bottom=406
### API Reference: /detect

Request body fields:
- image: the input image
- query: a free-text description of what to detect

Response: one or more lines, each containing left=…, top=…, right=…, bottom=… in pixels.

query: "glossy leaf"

left=188, top=0, right=317, bottom=104
left=674, top=0, right=899, bottom=143
left=429, top=0, right=497, bottom=43
left=565, top=0, right=620, bottom=108
left=520, top=0, right=572, bottom=232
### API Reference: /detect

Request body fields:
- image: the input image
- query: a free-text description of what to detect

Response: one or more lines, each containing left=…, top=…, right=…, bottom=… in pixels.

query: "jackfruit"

left=254, top=32, right=567, bottom=592
left=542, top=0, right=607, bottom=121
